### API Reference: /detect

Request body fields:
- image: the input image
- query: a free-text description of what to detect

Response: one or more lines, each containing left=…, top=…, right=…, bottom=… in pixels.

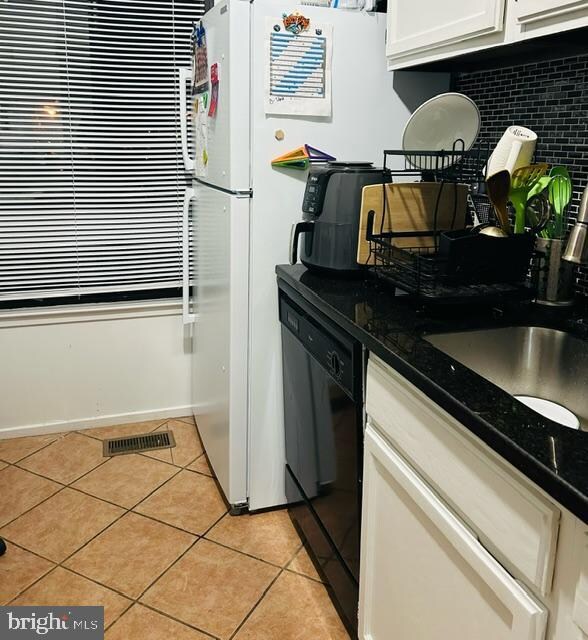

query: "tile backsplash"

left=453, top=53, right=588, bottom=298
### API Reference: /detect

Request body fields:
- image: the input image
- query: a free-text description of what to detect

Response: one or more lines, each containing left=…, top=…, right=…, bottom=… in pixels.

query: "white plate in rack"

left=402, top=92, right=481, bottom=170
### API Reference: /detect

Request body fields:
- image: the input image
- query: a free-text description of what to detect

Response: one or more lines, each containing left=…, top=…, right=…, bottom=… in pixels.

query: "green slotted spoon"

left=510, top=164, right=549, bottom=234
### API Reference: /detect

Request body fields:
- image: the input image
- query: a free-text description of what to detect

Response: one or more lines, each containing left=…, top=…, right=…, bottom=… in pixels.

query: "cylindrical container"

left=534, top=238, right=575, bottom=306
left=487, top=125, right=537, bottom=177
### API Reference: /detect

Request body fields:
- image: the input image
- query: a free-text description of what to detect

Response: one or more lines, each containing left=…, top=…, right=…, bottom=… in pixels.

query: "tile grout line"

left=228, top=537, right=336, bottom=639
left=1, top=438, right=121, bottom=531
left=200, top=533, right=301, bottom=573
left=134, top=601, right=220, bottom=640
left=0, top=484, right=67, bottom=532
left=0, top=432, right=65, bottom=466
left=14, top=433, right=116, bottom=486
left=128, top=508, right=236, bottom=636
left=227, top=532, right=305, bottom=639
left=228, top=568, right=286, bottom=640
left=135, top=506, right=230, bottom=602
left=0, top=539, right=56, bottom=607
left=58, top=465, right=187, bottom=567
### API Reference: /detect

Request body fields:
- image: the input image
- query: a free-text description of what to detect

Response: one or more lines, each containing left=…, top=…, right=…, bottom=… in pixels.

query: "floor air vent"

left=103, top=431, right=176, bottom=457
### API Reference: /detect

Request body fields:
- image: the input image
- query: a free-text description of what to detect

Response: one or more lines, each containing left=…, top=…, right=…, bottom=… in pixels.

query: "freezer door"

left=192, top=182, right=249, bottom=507
left=198, top=0, right=250, bottom=191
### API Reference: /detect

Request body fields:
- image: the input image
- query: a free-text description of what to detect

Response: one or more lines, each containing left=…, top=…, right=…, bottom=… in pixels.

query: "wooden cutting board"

left=357, top=182, right=469, bottom=265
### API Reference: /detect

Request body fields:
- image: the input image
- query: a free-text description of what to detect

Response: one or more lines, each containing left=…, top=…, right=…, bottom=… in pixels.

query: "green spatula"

left=548, top=171, right=572, bottom=239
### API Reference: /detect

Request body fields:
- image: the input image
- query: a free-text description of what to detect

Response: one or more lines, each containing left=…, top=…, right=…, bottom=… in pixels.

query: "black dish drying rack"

left=365, top=141, right=536, bottom=304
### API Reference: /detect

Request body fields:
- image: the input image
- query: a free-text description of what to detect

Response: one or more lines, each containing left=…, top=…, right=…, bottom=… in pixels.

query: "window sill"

left=0, top=298, right=183, bottom=328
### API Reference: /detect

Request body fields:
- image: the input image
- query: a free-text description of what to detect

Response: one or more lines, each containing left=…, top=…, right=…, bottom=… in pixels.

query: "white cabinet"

left=513, top=0, right=588, bottom=40
left=366, top=356, right=560, bottom=596
left=386, top=0, right=588, bottom=69
left=359, top=424, right=548, bottom=640
left=360, top=354, right=588, bottom=640
left=386, top=0, right=506, bottom=65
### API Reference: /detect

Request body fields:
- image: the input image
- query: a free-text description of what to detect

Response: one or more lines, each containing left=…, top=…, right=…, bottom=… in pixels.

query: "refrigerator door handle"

left=179, top=67, right=194, bottom=174
left=289, top=221, right=314, bottom=265
left=182, top=186, right=196, bottom=325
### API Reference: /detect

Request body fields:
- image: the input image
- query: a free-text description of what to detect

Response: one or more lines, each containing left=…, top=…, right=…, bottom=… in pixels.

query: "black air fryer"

left=290, top=162, right=390, bottom=274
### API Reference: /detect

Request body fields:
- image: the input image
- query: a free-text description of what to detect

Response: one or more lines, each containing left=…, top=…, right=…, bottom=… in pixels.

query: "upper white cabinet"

left=359, top=424, right=548, bottom=640
left=513, top=0, right=588, bottom=39
left=386, top=0, right=588, bottom=69
left=386, top=0, right=506, bottom=64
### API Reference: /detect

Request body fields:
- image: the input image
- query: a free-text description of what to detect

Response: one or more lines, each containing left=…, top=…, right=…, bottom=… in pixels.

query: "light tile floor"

left=0, top=417, right=350, bottom=639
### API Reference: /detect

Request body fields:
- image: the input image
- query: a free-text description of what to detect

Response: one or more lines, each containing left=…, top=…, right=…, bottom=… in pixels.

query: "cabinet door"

left=359, top=424, right=548, bottom=640
left=386, top=0, right=505, bottom=61
left=514, top=0, right=588, bottom=28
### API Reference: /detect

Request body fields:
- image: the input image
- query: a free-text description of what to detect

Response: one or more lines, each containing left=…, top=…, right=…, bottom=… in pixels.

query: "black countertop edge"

left=276, top=264, right=588, bottom=524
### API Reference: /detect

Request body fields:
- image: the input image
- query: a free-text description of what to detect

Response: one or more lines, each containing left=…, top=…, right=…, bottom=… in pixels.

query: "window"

left=0, top=0, right=203, bottom=306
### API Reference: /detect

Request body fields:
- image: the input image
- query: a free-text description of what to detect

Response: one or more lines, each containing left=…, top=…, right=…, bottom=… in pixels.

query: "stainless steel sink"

left=425, top=326, right=588, bottom=430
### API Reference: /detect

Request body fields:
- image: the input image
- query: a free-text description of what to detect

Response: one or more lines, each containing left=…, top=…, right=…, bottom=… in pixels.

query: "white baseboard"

left=0, top=405, right=194, bottom=440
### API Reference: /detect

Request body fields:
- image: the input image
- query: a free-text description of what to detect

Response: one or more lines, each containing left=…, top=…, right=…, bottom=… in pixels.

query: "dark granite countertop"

left=276, top=264, right=588, bottom=524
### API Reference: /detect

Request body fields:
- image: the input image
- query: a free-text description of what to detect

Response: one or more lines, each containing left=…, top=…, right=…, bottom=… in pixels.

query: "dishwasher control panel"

left=279, top=292, right=354, bottom=396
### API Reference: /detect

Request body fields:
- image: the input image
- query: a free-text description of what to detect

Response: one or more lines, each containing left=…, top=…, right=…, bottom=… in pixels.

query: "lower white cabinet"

left=359, top=423, right=548, bottom=640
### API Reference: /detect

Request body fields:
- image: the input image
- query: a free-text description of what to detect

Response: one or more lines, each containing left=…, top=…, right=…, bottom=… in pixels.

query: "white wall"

left=0, top=300, right=192, bottom=439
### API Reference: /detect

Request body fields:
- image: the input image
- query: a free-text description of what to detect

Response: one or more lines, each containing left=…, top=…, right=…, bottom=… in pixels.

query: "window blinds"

left=0, top=0, right=203, bottom=303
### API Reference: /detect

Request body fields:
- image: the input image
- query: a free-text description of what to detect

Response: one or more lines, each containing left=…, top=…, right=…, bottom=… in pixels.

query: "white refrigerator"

left=179, top=0, right=448, bottom=512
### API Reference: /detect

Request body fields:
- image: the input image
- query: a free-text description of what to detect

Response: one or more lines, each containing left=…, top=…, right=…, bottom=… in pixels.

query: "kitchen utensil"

left=547, top=172, right=572, bottom=239
left=525, top=193, right=551, bottom=235
left=527, top=175, right=553, bottom=199
left=478, top=226, right=509, bottom=237
left=468, top=193, right=494, bottom=227
left=550, top=166, right=571, bottom=179
left=401, top=93, right=480, bottom=170
left=563, top=185, right=588, bottom=264
left=486, top=126, right=537, bottom=177
left=486, top=170, right=511, bottom=233
left=356, top=182, right=469, bottom=264
left=509, top=163, right=548, bottom=233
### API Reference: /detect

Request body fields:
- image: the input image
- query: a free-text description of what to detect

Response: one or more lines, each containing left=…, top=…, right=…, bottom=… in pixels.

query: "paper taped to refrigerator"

left=194, top=94, right=208, bottom=177
left=265, top=17, right=332, bottom=117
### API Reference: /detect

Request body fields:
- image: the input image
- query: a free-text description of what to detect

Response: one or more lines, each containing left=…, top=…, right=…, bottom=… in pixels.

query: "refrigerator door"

left=246, top=1, right=449, bottom=510
left=192, top=181, right=250, bottom=507
left=197, top=0, right=250, bottom=191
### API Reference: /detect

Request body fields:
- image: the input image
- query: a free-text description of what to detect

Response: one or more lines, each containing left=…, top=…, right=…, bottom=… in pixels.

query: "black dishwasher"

left=279, top=283, right=363, bottom=634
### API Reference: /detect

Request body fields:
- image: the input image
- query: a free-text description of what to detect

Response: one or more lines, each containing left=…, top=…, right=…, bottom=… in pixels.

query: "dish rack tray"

left=365, top=142, right=535, bottom=304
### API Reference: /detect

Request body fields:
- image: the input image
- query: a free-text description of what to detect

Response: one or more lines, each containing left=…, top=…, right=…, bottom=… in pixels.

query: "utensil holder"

left=533, top=238, right=575, bottom=307
left=438, top=230, right=535, bottom=284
